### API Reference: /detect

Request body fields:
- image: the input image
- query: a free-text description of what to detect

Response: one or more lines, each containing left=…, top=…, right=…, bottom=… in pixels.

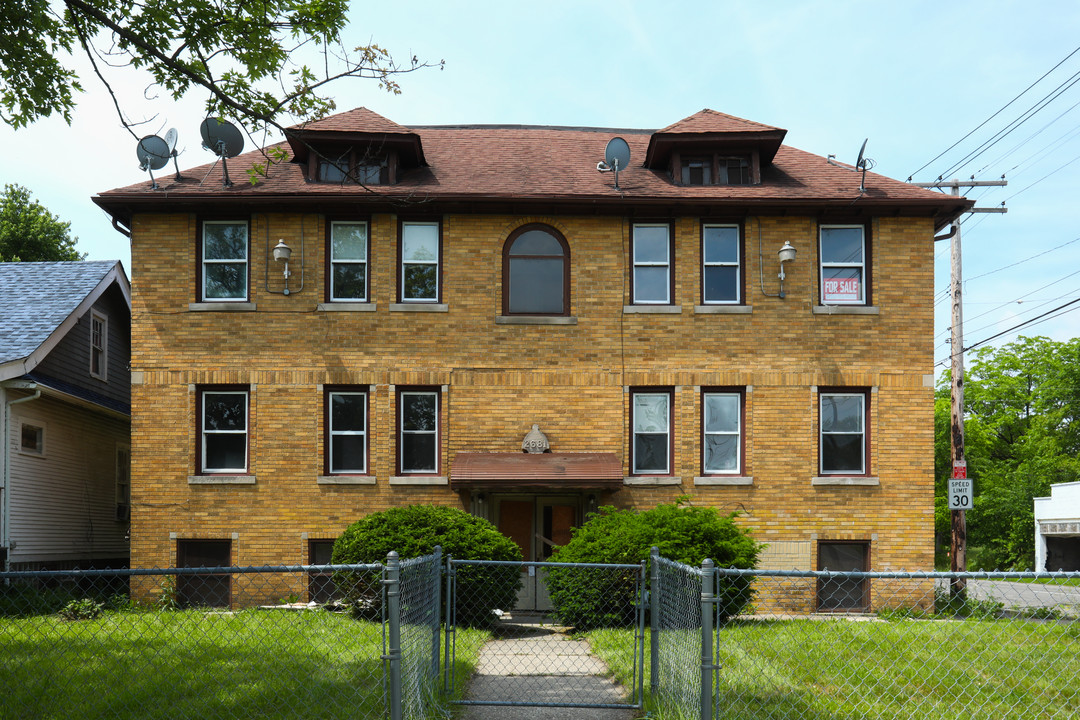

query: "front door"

left=495, top=495, right=579, bottom=612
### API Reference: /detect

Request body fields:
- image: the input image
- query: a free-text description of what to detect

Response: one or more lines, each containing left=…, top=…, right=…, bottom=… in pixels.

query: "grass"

left=1013, top=576, right=1080, bottom=587
left=0, top=606, right=487, bottom=720
left=587, top=616, right=1080, bottom=720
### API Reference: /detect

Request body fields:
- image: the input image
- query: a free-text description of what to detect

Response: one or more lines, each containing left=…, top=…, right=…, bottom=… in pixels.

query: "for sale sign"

left=822, top=277, right=860, bottom=302
left=948, top=478, right=972, bottom=511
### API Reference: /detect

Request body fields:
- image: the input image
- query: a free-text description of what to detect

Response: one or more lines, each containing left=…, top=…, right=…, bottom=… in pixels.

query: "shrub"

left=546, top=501, right=761, bottom=630
left=332, top=505, right=522, bottom=627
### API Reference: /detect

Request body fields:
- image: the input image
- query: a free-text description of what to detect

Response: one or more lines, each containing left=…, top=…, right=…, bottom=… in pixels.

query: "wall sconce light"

left=777, top=241, right=797, bottom=298
left=587, top=494, right=598, bottom=514
left=272, top=239, right=293, bottom=295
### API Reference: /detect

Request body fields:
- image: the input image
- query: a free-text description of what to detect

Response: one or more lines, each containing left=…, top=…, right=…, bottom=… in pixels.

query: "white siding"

left=7, top=393, right=129, bottom=565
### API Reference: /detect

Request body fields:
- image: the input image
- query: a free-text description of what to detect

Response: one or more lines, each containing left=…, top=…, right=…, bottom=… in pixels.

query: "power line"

left=910, top=45, right=1080, bottom=180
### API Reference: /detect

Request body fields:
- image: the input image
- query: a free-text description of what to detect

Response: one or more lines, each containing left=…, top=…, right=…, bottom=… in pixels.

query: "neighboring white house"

left=1034, top=481, right=1080, bottom=572
left=0, top=261, right=131, bottom=570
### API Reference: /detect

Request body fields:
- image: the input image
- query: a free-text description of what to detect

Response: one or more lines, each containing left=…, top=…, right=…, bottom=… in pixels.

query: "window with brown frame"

left=631, top=388, right=673, bottom=475
left=502, top=224, right=570, bottom=315
left=399, top=220, right=441, bottom=303
left=398, top=388, right=439, bottom=474
left=316, top=151, right=389, bottom=185
left=677, top=155, right=751, bottom=185
left=631, top=223, right=673, bottom=305
left=702, top=389, right=744, bottom=475
left=326, top=388, right=368, bottom=474
left=198, top=387, right=249, bottom=474
left=819, top=389, right=870, bottom=475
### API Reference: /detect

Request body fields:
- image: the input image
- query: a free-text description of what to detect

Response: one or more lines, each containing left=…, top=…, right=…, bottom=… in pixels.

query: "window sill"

left=812, top=476, right=880, bottom=486
left=389, top=475, right=448, bottom=485
left=496, top=316, right=578, bottom=325
left=623, top=305, right=682, bottom=314
left=188, top=475, right=256, bottom=485
left=317, top=302, right=376, bottom=312
left=812, top=305, right=879, bottom=315
left=317, top=475, right=376, bottom=485
left=694, top=305, right=752, bottom=314
left=188, top=302, right=257, bottom=312
left=391, top=303, right=448, bottom=312
left=624, top=476, right=683, bottom=486
left=694, top=476, right=753, bottom=486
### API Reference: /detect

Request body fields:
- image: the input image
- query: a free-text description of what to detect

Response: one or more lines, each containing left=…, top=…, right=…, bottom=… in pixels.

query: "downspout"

left=2, top=384, right=41, bottom=570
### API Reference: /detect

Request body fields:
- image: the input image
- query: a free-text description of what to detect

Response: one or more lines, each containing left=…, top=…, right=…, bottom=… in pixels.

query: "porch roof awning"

left=450, top=452, right=624, bottom=490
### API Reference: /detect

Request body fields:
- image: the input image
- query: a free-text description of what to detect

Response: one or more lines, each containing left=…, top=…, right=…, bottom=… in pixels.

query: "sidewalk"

left=457, top=615, right=639, bottom=719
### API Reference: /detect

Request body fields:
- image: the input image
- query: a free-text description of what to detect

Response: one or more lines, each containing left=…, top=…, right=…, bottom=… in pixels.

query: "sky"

left=4, top=1, right=1080, bottom=371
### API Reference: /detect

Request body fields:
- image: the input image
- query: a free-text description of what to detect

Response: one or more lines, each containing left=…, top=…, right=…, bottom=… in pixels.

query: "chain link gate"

left=444, top=558, right=646, bottom=711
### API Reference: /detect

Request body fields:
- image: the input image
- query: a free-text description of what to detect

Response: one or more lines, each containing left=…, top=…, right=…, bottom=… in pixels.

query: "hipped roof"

left=94, top=107, right=971, bottom=230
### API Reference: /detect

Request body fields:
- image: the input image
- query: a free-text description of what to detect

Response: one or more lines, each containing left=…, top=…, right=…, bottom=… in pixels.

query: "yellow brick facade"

left=128, top=209, right=936, bottom=604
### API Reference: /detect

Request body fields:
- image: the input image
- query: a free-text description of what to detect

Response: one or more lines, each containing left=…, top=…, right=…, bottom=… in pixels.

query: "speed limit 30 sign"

left=948, top=478, right=972, bottom=510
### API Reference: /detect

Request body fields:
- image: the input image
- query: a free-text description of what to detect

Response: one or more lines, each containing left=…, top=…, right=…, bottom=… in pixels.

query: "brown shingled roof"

left=292, top=106, right=412, bottom=134
left=657, top=108, right=783, bottom=135
left=93, top=108, right=972, bottom=230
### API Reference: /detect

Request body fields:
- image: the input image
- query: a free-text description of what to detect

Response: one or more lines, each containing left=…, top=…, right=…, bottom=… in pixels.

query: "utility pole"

left=914, top=178, right=1006, bottom=596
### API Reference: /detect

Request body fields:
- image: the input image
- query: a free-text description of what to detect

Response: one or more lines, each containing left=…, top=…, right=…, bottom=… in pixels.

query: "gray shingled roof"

left=0, top=261, right=120, bottom=365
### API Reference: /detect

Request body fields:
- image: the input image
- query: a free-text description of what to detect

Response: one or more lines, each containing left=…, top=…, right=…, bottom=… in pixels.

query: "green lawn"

left=588, top=616, right=1080, bottom=720
left=0, top=608, right=486, bottom=720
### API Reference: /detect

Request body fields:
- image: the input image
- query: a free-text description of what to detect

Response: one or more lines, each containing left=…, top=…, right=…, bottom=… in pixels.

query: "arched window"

left=503, top=224, right=570, bottom=315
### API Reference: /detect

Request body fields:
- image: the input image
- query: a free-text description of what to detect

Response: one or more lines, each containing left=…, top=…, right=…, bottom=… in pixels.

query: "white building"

left=1034, top=481, right=1080, bottom=572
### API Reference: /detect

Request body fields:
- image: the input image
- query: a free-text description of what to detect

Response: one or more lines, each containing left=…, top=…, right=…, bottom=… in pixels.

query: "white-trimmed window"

left=820, top=391, right=867, bottom=474
left=201, top=220, right=249, bottom=301
left=399, top=389, right=439, bottom=473
left=90, top=310, right=108, bottom=380
left=115, top=444, right=130, bottom=521
left=632, top=389, right=672, bottom=474
left=328, top=390, right=367, bottom=474
left=703, top=391, right=742, bottom=474
left=18, top=419, right=45, bottom=457
left=330, top=221, right=369, bottom=301
left=200, top=388, right=249, bottom=473
left=702, top=224, right=741, bottom=304
left=820, top=225, right=866, bottom=305
left=400, top=221, right=440, bottom=302
left=632, top=224, right=672, bottom=304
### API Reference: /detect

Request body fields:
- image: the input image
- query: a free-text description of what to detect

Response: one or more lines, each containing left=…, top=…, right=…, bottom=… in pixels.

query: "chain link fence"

left=649, top=563, right=1080, bottom=720
left=0, top=557, right=445, bottom=720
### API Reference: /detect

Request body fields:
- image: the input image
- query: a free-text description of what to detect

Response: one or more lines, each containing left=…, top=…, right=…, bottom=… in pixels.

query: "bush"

left=332, top=505, right=522, bottom=627
left=546, top=502, right=761, bottom=630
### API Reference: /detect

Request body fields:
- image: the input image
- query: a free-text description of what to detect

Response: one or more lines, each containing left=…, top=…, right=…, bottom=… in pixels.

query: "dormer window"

left=314, top=149, right=392, bottom=185
left=677, top=154, right=751, bottom=185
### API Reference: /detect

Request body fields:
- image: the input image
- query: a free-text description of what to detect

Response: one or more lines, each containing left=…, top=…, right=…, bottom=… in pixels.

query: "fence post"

left=386, top=551, right=402, bottom=720
left=650, top=546, right=660, bottom=696
left=700, top=558, right=715, bottom=720
left=443, top=554, right=454, bottom=693
left=432, top=546, right=442, bottom=682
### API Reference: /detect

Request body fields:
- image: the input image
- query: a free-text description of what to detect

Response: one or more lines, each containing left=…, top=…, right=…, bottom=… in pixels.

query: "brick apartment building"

left=94, top=108, right=969, bottom=611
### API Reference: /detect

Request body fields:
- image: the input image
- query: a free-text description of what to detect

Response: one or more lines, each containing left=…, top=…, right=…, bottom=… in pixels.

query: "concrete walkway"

left=457, top=616, right=639, bottom=719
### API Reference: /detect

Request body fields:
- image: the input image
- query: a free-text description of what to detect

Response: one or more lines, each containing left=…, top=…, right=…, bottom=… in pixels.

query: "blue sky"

left=3, top=1, right=1080, bottom=369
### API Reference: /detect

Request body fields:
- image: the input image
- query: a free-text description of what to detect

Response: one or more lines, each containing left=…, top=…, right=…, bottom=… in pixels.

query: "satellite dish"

left=855, top=138, right=873, bottom=193
left=597, top=136, right=631, bottom=190
left=200, top=118, right=244, bottom=158
left=164, top=128, right=178, bottom=154
left=136, top=135, right=171, bottom=190
left=137, top=135, right=170, bottom=171
left=199, top=118, right=244, bottom=187
left=605, top=137, right=631, bottom=172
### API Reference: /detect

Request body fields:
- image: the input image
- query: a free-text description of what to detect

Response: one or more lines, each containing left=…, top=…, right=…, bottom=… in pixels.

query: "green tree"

left=1, top=2, right=438, bottom=144
left=0, top=184, right=83, bottom=262
left=936, top=336, right=1080, bottom=569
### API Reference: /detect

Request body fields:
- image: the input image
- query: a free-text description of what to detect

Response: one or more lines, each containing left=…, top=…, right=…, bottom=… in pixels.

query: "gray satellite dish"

left=597, top=136, right=631, bottom=190
left=164, top=128, right=178, bottom=154
left=199, top=118, right=244, bottom=187
left=855, top=138, right=872, bottom=193
left=136, top=135, right=171, bottom=189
